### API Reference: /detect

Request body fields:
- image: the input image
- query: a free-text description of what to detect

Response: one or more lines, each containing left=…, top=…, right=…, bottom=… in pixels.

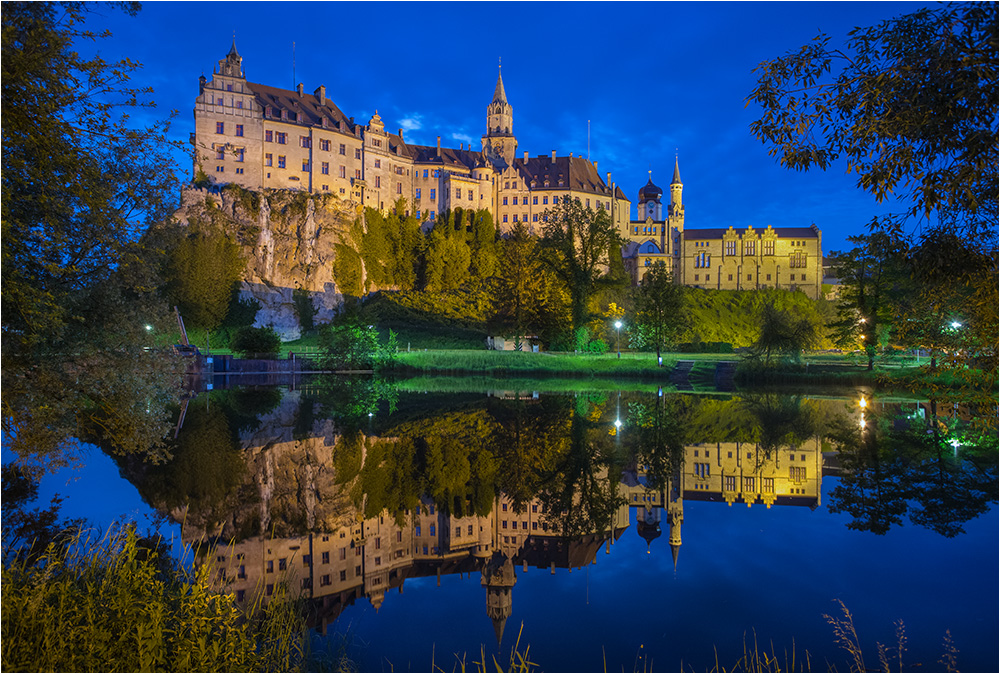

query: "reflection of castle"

left=621, top=439, right=825, bottom=567
left=207, top=490, right=630, bottom=642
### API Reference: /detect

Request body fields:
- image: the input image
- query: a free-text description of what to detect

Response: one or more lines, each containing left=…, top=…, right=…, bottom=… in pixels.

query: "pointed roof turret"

left=227, top=35, right=240, bottom=58
left=492, top=65, right=508, bottom=105
left=671, top=155, right=682, bottom=185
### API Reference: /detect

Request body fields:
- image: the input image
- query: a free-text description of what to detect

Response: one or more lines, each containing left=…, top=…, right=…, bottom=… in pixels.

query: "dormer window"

left=281, top=109, right=288, bottom=120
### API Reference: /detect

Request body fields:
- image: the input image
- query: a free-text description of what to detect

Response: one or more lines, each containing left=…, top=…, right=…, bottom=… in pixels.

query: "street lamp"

left=614, top=320, right=622, bottom=359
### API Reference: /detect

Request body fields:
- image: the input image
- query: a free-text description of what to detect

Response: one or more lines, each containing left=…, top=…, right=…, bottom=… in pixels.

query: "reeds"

left=1, top=525, right=312, bottom=672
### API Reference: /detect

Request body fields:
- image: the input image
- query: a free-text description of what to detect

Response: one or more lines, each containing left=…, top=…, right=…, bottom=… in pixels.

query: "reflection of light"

left=859, top=415, right=867, bottom=429
left=145, top=324, right=153, bottom=332
left=859, top=397, right=867, bottom=409
left=614, top=321, right=622, bottom=330
left=614, top=418, right=622, bottom=429
left=950, top=321, right=962, bottom=329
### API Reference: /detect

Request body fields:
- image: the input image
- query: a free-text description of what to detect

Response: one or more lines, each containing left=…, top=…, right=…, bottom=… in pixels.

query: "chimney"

left=551, top=150, right=556, bottom=162
left=315, top=85, right=326, bottom=105
left=606, top=172, right=611, bottom=188
left=460, top=142, right=464, bottom=150
left=297, top=82, right=304, bottom=96
left=398, top=128, right=404, bottom=142
left=524, top=151, right=529, bottom=162
left=436, top=136, right=441, bottom=157
left=594, top=161, right=598, bottom=171
left=569, top=152, right=573, bottom=158
left=199, top=74, right=207, bottom=95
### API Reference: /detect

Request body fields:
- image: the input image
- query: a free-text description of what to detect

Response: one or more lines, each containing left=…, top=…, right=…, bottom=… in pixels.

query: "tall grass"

left=1, top=526, right=313, bottom=672
left=391, top=349, right=678, bottom=378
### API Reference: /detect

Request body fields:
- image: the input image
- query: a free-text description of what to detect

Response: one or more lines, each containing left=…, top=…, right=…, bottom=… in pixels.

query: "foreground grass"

left=390, top=349, right=682, bottom=378
left=1, top=527, right=316, bottom=672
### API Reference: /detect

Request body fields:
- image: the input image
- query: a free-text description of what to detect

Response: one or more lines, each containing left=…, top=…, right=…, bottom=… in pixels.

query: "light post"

left=614, top=320, right=622, bottom=359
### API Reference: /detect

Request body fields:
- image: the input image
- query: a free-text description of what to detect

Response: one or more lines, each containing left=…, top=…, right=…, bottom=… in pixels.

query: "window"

left=278, top=558, right=287, bottom=571
left=801, top=274, right=807, bottom=281
left=277, top=156, right=286, bottom=168
left=340, top=570, right=347, bottom=581
left=374, top=159, right=381, bottom=168
left=725, top=476, right=737, bottom=491
left=694, top=274, right=699, bottom=282
left=553, top=196, right=559, bottom=204
left=533, top=214, right=538, bottom=222
left=423, top=169, right=429, bottom=178
left=215, top=166, right=223, bottom=172
left=434, top=170, right=439, bottom=178
left=277, top=132, right=287, bottom=145
left=763, top=478, right=774, bottom=493
left=790, top=251, right=807, bottom=268
left=512, top=196, right=518, bottom=205
left=355, top=169, right=361, bottom=179
left=543, top=196, right=548, bottom=204
left=264, top=130, right=273, bottom=143
left=728, top=274, right=733, bottom=281
left=302, top=554, right=311, bottom=566
left=744, top=477, right=755, bottom=492
left=503, top=214, right=508, bottom=223
left=374, top=176, right=380, bottom=188
left=503, top=196, right=508, bottom=205
left=216, top=147, right=225, bottom=160
left=502, top=520, right=508, bottom=529
left=397, top=182, right=402, bottom=194
left=430, top=188, right=435, bottom=200
left=266, top=560, right=273, bottom=573
left=302, top=160, right=309, bottom=172
left=586, top=199, right=590, bottom=208
left=429, top=211, right=435, bottom=220
left=321, top=162, right=329, bottom=174
left=763, top=240, right=774, bottom=255
left=467, top=190, right=473, bottom=200
left=533, top=196, right=538, bottom=205
left=415, top=188, right=421, bottom=199
left=725, top=240, right=737, bottom=256
left=468, top=525, right=474, bottom=535
left=429, top=524, right=435, bottom=536
left=456, top=187, right=461, bottom=199
left=216, top=97, right=223, bottom=105
left=513, top=214, right=518, bottom=222
left=747, top=273, right=752, bottom=281
left=355, top=148, right=362, bottom=159
left=766, top=273, right=772, bottom=281
left=235, top=124, right=243, bottom=137
left=216, top=122, right=224, bottom=134
left=265, top=153, right=273, bottom=166
left=339, top=143, right=346, bottom=155
left=416, top=210, right=421, bottom=218
left=235, top=149, right=244, bottom=162
left=744, top=240, right=756, bottom=256
left=339, top=165, right=346, bottom=178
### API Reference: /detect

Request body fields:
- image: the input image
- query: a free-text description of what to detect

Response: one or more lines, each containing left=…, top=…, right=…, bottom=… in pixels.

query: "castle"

left=193, top=42, right=823, bottom=298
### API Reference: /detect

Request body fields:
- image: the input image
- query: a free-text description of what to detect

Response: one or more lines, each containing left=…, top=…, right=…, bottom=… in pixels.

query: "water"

left=16, top=381, right=999, bottom=672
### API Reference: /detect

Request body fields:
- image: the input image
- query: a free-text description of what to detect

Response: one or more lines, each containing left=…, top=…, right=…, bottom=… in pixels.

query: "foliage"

left=681, top=287, right=828, bottom=348
left=292, top=288, right=317, bottom=333
left=539, top=196, right=625, bottom=331
left=747, top=3, right=998, bottom=232
left=1, top=527, right=309, bottom=672
left=827, top=227, right=906, bottom=370
left=230, top=326, right=282, bottom=358
left=631, top=265, right=688, bottom=364
left=425, top=212, right=472, bottom=292
left=318, top=320, right=397, bottom=371
left=749, top=300, right=821, bottom=365
left=163, top=223, right=246, bottom=332
left=1, top=2, right=182, bottom=469
left=490, top=221, right=571, bottom=347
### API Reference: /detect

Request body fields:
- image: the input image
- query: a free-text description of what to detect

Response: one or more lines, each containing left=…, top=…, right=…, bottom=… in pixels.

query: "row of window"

left=502, top=213, right=547, bottom=224
left=691, top=273, right=810, bottom=283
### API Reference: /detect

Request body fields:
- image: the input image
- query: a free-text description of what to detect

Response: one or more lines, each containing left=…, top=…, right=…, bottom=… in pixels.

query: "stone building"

left=193, top=41, right=625, bottom=233
left=621, top=161, right=824, bottom=298
left=194, top=41, right=822, bottom=296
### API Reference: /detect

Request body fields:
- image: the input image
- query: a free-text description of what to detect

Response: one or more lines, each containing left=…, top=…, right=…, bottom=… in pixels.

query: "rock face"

left=173, top=186, right=359, bottom=340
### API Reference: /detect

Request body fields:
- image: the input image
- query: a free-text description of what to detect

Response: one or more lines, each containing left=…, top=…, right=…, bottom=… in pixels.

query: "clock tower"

left=481, top=65, right=517, bottom=164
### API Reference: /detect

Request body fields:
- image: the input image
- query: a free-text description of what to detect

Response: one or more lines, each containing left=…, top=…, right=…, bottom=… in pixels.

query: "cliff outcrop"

left=172, top=186, right=360, bottom=339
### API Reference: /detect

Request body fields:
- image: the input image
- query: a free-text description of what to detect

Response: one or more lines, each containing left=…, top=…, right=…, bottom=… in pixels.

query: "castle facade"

left=193, top=42, right=822, bottom=298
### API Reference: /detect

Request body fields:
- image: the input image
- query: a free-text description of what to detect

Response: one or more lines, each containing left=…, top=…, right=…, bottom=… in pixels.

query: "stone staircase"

left=669, top=360, right=695, bottom=391
left=714, top=361, right=738, bottom=391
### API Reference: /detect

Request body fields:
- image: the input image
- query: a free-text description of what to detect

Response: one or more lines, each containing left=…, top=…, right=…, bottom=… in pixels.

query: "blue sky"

left=84, top=1, right=931, bottom=253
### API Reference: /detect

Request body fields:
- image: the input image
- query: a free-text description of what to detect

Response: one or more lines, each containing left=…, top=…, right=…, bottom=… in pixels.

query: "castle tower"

left=637, top=171, right=663, bottom=221
left=482, top=65, right=517, bottom=163
left=218, top=38, right=244, bottom=78
left=481, top=550, right=516, bottom=646
left=667, top=471, right=684, bottom=572
left=669, top=155, right=683, bottom=213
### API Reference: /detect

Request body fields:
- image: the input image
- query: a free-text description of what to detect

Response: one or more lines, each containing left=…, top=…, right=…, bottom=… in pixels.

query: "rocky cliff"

left=172, top=186, right=360, bottom=340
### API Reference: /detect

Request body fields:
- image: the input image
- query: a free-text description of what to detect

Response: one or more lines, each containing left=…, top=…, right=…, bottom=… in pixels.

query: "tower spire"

left=493, top=62, right=508, bottom=104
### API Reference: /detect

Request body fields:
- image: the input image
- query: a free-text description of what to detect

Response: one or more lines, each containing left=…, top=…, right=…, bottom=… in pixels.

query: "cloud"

left=399, top=115, right=423, bottom=133
left=450, top=132, right=475, bottom=146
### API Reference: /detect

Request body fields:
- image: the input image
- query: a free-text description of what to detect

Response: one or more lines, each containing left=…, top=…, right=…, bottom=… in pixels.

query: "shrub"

left=230, top=326, right=281, bottom=358
left=318, top=321, right=397, bottom=371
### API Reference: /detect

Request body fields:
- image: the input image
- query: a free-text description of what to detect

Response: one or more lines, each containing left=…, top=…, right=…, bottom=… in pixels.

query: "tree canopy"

left=747, top=3, right=998, bottom=234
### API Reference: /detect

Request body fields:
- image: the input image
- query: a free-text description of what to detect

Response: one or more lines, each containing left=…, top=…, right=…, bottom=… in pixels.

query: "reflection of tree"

left=314, top=376, right=398, bottom=430
left=536, top=398, right=626, bottom=539
left=127, top=400, right=253, bottom=535
left=624, top=393, right=685, bottom=492
left=489, top=396, right=572, bottom=513
left=827, top=401, right=997, bottom=536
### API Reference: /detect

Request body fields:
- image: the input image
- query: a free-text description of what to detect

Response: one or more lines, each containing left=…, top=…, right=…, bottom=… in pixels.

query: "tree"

left=540, top=196, right=624, bottom=331
left=318, top=320, right=397, bottom=371
left=468, top=209, right=499, bottom=283
left=163, top=224, right=245, bottom=332
left=2, top=3, right=182, bottom=468
left=631, top=264, right=687, bottom=365
left=747, top=3, right=998, bottom=233
left=750, top=300, right=820, bottom=365
left=828, top=227, right=906, bottom=370
left=230, top=326, right=281, bottom=358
